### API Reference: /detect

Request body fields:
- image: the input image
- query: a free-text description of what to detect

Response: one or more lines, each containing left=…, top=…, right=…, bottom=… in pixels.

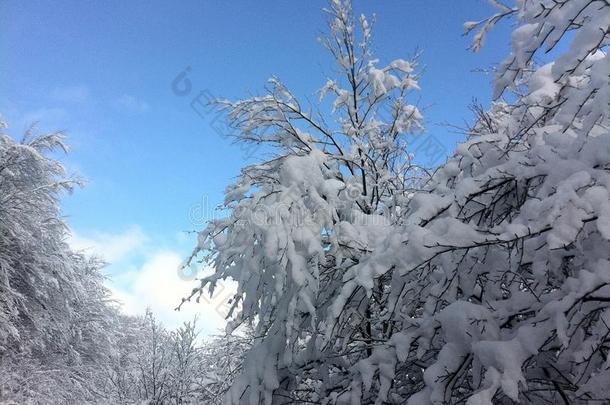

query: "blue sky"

left=1, top=0, right=513, bottom=331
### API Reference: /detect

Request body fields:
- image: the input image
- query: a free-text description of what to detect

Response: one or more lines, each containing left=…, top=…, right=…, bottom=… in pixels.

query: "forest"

left=2, top=0, right=610, bottom=404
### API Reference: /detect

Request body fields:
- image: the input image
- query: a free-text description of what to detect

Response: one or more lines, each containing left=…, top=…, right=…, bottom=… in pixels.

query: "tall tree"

left=180, top=0, right=428, bottom=402
left=326, top=1, right=610, bottom=403
left=0, top=122, right=119, bottom=403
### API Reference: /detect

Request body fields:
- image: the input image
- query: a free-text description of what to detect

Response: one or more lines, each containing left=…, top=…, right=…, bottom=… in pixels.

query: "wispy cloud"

left=114, top=94, right=150, bottom=113
left=21, top=107, right=68, bottom=129
left=5, top=107, right=70, bottom=134
left=69, top=225, right=149, bottom=263
left=51, top=85, right=90, bottom=104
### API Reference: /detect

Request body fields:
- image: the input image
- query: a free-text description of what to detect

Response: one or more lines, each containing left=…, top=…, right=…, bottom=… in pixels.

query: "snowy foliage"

left=184, top=0, right=610, bottom=404
left=331, top=0, right=610, bottom=403
left=181, top=0, right=430, bottom=402
left=0, top=123, right=119, bottom=403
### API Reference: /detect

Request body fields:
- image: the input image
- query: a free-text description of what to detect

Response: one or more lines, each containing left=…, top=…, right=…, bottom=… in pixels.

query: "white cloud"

left=51, top=85, right=90, bottom=103
left=70, top=226, right=229, bottom=334
left=114, top=94, right=150, bottom=113
left=69, top=225, right=148, bottom=263
left=110, top=251, right=231, bottom=333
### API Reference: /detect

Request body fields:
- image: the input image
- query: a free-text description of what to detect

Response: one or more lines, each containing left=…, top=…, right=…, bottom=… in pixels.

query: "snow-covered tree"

left=0, top=123, right=79, bottom=351
left=168, top=318, right=205, bottom=405
left=133, top=310, right=174, bottom=404
left=107, top=314, right=249, bottom=404
left=0, top=122, right=120, bottom=403
left=103, top=315, right=143, bottom=403
left=180, top=0, right=429, bottom=402
left=183, top=0, right=610, bottom=403
left=322, top=1, right=610, bottom=403
left=198, top=330, right=252, bottom=404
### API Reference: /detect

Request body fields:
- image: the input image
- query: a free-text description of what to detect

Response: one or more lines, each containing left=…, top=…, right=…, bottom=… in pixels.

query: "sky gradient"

left=1, top=0, right=513, bottom=331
